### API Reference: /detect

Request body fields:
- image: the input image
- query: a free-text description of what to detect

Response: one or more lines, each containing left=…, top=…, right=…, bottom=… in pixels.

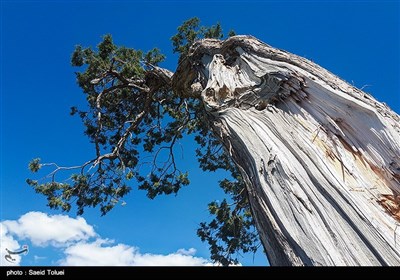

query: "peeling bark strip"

left=174, top=36, right=400, bottom=265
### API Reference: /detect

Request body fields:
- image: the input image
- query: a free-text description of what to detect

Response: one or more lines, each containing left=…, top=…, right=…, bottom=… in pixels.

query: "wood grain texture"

left=174, top=36, right=400, bottom=265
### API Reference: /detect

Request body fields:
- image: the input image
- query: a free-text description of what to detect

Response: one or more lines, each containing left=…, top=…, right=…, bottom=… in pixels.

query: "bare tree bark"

left=174, top=36, right=400, bottom=265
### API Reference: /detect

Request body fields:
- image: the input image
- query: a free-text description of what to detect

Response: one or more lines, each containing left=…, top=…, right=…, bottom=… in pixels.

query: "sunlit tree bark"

left=174, top=36, right=400, bottom=265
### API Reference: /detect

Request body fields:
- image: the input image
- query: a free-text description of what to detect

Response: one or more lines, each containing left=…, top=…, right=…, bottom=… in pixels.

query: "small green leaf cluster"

left=171, top=17, right=225, bottom=56
left=28, top=158, right=41, bottom=173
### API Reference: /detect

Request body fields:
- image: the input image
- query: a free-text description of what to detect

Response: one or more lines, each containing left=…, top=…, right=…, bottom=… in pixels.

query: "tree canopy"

left=27, top=18, right=259, bottom=266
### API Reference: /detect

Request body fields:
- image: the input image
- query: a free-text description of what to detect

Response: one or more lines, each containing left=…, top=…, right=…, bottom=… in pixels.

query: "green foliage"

left=27, top=18, right=258, bottom=265
left=196, top=149, right=260, bottom=265
left=144, top=48, right=165, bottom=66
left=28, top=158, right=41, bottom=172
left=228, top=30, right=236, bottom=37
left=171, top=17, right=225, bottom=56
left=171, top=17, right=201, bottom=55
left=26, top=173, right=131, bottom=215
left=198, top=198, right=259, bottom=266
left=28, top=32, right=205, bottom=216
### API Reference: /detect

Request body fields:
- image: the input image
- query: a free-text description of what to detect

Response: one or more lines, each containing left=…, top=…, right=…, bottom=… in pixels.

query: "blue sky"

left=1, top=0, right=399, bottom=266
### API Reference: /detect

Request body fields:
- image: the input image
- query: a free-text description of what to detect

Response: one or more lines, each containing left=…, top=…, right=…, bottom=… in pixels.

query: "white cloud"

left=0, top=223, right=22, bottom=266
left=60, top=239, right=212, bottom=266
left=2, top=211, right=95, bottom=247
left=132, top=248, right=213, bottom=266
left=1, top=211, right=215, bottom=266
left=59, top=239, right=135, bottom=266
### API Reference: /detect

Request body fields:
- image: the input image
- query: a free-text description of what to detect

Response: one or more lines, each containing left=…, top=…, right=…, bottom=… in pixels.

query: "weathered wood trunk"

left=174, top=36, right=400, bottom=265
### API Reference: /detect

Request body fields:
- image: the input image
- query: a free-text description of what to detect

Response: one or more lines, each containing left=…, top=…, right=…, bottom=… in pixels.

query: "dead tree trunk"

left=174, top=36, right=400, bottom=265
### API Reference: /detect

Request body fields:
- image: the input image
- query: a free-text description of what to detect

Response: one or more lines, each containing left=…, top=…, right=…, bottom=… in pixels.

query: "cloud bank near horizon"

left=1, top=211, right=214, bottom=266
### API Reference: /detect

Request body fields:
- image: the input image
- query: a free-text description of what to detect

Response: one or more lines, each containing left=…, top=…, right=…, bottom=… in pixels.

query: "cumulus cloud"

left=2, top=211, right=96, bottom=247
left=60, top=239, right=212, bottom=266
left=0, top=224, right=22, bottom=266
left=60, top=239, right=135, bottom=266
left=1, top=211, right=214, bottom=266
left=132, top=248, right=212, bottom=266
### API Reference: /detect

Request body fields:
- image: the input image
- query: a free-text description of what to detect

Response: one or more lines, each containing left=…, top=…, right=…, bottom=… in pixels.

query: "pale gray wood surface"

left=174, top=36, right=400, bottom=265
